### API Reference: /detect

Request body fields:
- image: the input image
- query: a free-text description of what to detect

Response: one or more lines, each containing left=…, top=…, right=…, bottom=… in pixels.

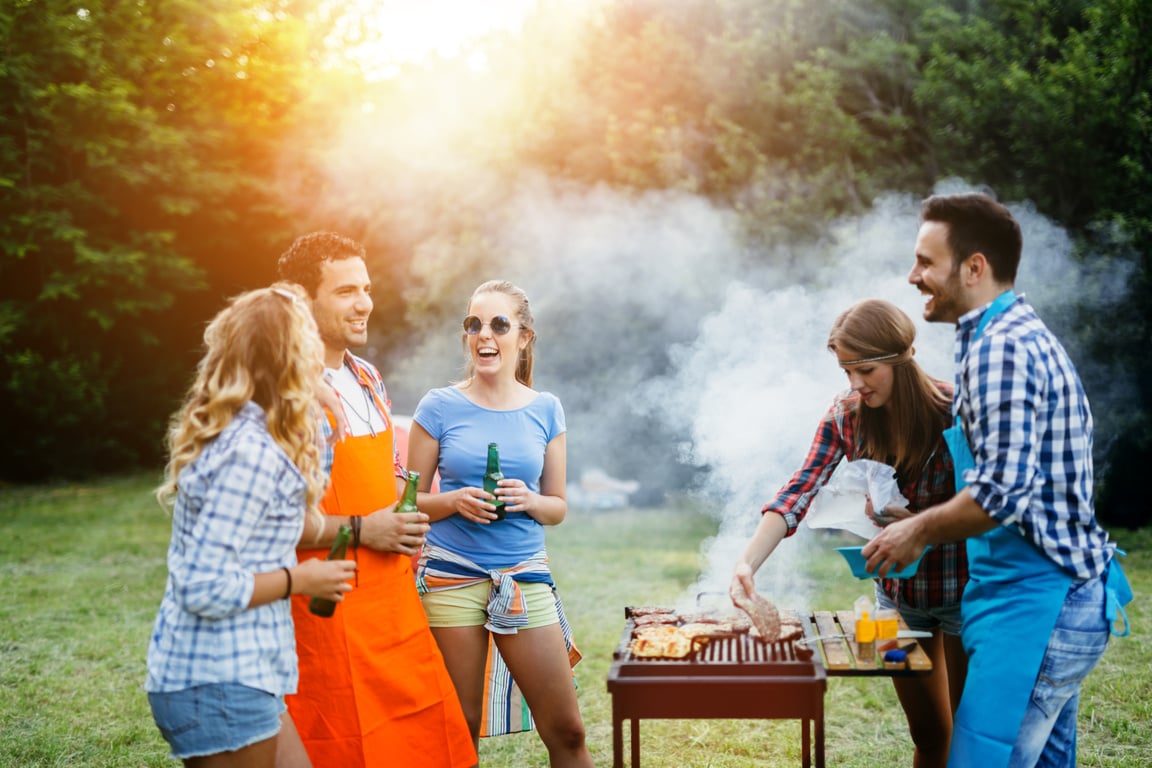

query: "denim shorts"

left=875, top=587, right=963, bottom=636
left=148, top=683, right=284, bottom=759
left=422, top=580, right=559, bottom=629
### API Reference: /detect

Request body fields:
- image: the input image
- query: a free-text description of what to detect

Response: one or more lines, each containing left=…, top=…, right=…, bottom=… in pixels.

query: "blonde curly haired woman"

left=145, top=283, right=356, bottom=768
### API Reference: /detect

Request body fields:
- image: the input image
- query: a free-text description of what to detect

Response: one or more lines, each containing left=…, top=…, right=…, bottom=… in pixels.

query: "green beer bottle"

left=483, top=442, right=506, bottom=520
left=397, top=471, right=420, bottom=515
left=308, top=524, right=352, bottom=618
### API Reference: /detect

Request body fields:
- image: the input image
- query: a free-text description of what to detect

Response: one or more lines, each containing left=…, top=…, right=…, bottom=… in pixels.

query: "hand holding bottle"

left=483, top=442, right=506, bottom=520
left=294, top=557, right=357, bottom=605
left=360, top=502, right=429, bottom=555
left=309, top=525, right=354, bottom=617
left=493, top=478, right=533, bottom=513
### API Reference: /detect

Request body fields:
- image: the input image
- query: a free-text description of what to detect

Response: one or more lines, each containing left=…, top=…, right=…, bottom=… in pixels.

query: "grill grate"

left=618, top=630, right=803, bottom=665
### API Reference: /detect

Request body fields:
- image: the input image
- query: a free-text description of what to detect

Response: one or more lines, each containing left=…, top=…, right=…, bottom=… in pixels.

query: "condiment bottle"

left=855, top=610, right=877, bottom=659
left=876, top=608, right=899, bottom=640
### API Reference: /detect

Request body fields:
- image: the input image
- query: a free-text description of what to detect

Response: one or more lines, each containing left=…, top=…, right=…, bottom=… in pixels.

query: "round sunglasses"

left=463, top=315, right=518, bottom=336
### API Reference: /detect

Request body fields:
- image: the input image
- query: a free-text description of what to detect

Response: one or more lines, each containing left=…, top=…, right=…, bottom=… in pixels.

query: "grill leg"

left=801, top=718, right=811, bottom=768
left=611, top=700, right=623, bottom=768
left=816, top=701, right=825, bottom=768
left=630, top=717, right=641, bottom=767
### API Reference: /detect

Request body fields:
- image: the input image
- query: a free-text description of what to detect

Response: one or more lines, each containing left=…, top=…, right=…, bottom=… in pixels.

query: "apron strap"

left=1105, top=551, right=1133, bottom=637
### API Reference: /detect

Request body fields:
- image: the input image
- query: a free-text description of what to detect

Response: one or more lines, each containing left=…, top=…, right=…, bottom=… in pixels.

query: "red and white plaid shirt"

left=764, top=387, right=967, bottom=610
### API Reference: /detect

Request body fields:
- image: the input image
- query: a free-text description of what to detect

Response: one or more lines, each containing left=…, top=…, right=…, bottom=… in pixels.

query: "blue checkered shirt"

left=953, top=296, right=1113, bottom=580
left=145, top=402, right=307, bottom=695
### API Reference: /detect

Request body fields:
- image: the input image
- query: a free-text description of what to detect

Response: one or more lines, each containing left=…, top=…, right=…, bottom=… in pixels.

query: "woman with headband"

left=731, top=299, right=968, bottom=768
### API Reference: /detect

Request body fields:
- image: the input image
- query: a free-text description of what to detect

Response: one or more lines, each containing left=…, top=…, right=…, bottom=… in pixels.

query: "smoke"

left=381, top=174, right=1133, bottom=611
left=287, top=0, right=1143, bottom=613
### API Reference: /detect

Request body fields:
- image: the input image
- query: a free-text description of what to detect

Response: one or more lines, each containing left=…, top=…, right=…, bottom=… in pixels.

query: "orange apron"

left=288, top=427, right=475, bottom=768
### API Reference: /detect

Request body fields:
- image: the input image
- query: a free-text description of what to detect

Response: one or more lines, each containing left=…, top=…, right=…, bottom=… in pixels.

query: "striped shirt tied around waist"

left=418, top=545, right=553, bottom=634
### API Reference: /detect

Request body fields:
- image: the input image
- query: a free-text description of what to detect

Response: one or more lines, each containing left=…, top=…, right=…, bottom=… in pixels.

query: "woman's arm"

left=247, top=558, right=357, bottom=608
left=730, top=512, right=788, bottom=602
left=729, top=398, right=847, bottom=605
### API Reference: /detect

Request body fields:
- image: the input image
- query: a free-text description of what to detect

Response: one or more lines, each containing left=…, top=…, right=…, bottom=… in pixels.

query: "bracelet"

left=350, top=516, right=362, bottom=586
left=350, top=515, right=362, bottom=549
left=282, top=566, right=292, bottom=600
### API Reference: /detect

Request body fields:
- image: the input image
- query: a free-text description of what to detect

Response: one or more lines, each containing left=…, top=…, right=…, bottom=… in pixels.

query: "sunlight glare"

left=328, top=0, right=539, bottom=79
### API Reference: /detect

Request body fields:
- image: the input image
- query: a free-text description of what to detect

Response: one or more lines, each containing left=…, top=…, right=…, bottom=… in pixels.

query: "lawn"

left=0, top=474, right=1148, bottom=767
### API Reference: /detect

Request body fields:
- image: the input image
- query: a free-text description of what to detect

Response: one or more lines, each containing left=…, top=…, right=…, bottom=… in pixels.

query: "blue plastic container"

left=835, top=545, right=932, bottom=579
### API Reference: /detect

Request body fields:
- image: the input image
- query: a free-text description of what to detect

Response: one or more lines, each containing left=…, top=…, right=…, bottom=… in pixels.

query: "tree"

left=0, top=0, right=313, bottom=480
left=909, top=0, right=1152, bottom=525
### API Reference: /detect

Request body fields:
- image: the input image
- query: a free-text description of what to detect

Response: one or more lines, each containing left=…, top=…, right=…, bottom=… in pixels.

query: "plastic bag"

left=803, top=459, right=910, bottom=540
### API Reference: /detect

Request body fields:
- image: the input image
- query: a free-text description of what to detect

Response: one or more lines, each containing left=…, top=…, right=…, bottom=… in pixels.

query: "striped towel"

left=417, top=545, right=582, bottom=736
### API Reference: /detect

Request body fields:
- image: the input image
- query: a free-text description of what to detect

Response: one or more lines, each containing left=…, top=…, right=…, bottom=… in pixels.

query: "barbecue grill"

left=607, top=605, right=932, bottom=767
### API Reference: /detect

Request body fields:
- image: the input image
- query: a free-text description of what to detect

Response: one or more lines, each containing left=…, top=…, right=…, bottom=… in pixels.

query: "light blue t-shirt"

left=413, top=386, right=566, bottom=568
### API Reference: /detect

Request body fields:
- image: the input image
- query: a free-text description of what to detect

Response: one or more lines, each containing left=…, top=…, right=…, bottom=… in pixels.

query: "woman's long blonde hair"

left=157, top=283, right=327, bottom=518
left=827, top=299, right=951, bottom=481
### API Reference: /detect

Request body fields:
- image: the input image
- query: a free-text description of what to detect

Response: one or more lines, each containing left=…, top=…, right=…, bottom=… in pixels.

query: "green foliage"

left=508, top=0, right=876, bottom=237
left=913, top=0, right=1151, bottom=227
left=1, top=0, right=1148, bottom=524
left=0, top=0, right=314, bottom=481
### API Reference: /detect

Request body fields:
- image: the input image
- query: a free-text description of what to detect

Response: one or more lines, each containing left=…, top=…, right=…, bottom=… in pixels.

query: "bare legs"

left=274, top=712, right=313, bottom=768
left=184, top=736, right=278, bottom=768
left=182, top=712, right=312, bottom=768
left=431, top=624, right=593, bottom=767
left=891, top=630, right=968, bottom=768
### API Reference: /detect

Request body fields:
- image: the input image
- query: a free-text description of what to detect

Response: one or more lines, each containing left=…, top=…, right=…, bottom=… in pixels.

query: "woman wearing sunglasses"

left=407, top=280, right=593, bottom=768
left=730, top=299, right=969, bottom=768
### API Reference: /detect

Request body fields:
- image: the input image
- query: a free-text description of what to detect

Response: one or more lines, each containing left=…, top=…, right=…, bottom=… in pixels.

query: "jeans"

left=1008, top=576, right=1109, bottom=768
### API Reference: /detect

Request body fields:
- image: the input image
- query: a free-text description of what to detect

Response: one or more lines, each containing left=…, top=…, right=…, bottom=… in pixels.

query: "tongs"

left=799, top=629, right=931, bottom=645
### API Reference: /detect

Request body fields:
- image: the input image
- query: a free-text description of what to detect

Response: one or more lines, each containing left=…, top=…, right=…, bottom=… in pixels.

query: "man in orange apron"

left=278, top=232, right=476, bottom=768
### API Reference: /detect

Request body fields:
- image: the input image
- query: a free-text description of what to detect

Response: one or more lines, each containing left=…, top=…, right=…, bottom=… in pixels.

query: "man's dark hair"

left=920, top=193, right=1022, bottom=284
left=277, top=231, right=366, bottom=297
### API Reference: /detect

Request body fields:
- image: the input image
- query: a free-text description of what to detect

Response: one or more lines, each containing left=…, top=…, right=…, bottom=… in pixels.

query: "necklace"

left=336, top=381, right=378, bottom=438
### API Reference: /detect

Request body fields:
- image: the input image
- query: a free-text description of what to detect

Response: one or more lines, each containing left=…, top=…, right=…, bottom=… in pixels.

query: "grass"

left=0, top=474, right=1149, bottom=767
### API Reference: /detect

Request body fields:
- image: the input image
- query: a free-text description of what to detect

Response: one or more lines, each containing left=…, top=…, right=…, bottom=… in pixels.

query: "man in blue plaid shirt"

left=864, top=193, right=1126, bottom=768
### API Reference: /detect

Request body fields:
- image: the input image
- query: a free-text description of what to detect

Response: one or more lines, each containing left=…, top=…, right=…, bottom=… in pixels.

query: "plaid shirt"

left=954, top=296, right=1113, bottom=580
left=765, top=389, right=966, bottom=609
left=145, top=402, right=306, bottom=695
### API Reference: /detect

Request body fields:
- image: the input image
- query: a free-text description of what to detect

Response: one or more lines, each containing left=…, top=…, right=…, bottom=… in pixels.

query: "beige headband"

left=839, top=347, right=914, bottom=366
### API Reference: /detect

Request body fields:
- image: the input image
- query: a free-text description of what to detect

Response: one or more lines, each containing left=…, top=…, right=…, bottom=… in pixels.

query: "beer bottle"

left=483, top=442, right=506, bottom=520
left=308, top=524, right=352, bottom=618
left=397, top=471, right=420, bottom=515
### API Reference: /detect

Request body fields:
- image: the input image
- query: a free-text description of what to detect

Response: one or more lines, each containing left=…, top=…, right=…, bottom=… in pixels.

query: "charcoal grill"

left=606, top=606, right=933, bottom=767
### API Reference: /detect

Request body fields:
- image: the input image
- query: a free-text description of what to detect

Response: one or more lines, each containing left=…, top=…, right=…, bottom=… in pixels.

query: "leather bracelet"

left=282, top=566, right=292, bottom=600
left=350, top=516, right=361, bottom=586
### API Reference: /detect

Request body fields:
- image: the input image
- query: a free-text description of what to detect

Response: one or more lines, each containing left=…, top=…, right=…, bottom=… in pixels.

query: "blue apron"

left=943, top=291, right=1075, bottom=767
